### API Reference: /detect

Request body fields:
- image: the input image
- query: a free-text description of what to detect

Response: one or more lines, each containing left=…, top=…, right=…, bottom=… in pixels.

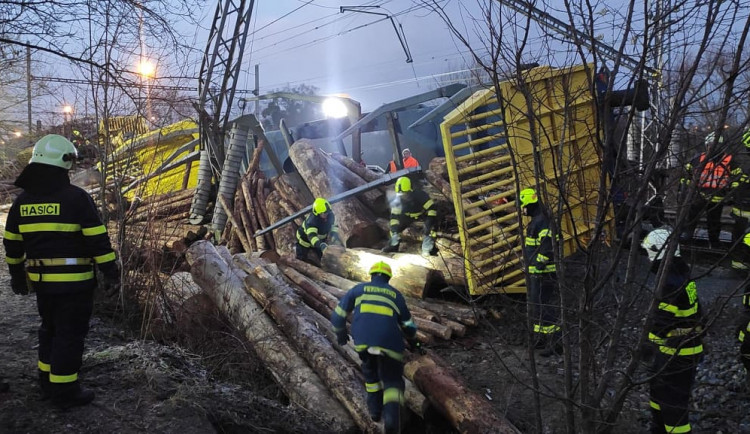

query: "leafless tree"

left=422, top=0, right=750, bottom=432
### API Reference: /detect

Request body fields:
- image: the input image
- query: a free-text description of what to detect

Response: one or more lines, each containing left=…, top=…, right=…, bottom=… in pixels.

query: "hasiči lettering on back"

left=20, top=203, right=60, bottom=217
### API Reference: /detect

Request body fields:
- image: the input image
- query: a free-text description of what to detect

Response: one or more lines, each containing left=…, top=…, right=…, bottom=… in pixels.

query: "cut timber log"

left=322, top=153, right=385, bottom=212
left=185, top=241, right=355, bottom=432
left=265, top=190, right=296, bottom=254
left=274, top=172, right=311, bottom=211
left=233, top=255, right=380, bottom=433
left=277, top=254, right=479, bottom=327
left=289, top=139, right=385, bottom=247
left=405, top=353, right=521, bottom=434
left=330, top=153, right=384, bottom=183
left=321, top=246, right=440, bottom=299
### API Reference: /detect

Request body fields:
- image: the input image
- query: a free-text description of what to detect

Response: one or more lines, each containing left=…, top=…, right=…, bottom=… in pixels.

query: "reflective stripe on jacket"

left=3, top=184, right=117, bottom=294
left=647, top=258, right=703, bottom=357
left=523, top=205, right=557, bottom=274
left=296, top=212, right=338, bottom=250
left=330, top=274, right=417, bottom=360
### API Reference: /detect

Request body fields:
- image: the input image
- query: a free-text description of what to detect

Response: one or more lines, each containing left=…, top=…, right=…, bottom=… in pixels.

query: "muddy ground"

left=1, top=206, right=750, bottom=433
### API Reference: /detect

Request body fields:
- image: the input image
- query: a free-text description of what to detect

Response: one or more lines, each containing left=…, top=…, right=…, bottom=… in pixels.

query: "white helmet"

left=29, top=134, right=78, bottom=170
left=641, top=228, right=680, bottom=261
left=705, top=131, right=724, bottom=146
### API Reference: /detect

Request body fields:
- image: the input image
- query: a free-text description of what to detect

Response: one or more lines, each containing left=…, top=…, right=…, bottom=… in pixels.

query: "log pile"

left=220, top=139, right=392, bottom=256
left=185, top=241, right=519, bottom=433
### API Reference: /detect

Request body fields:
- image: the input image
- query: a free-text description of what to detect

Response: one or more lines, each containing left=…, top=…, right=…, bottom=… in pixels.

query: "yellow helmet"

left=395, top=176, right=412, bottom=193
left=369, top=261, right=393, bottom=278
left=312, top=197, right=331, bottom=216
left=518, top=188, right=538, bottom=208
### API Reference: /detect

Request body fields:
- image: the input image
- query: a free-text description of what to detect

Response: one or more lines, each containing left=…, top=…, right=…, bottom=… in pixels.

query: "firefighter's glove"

left=319, top=242, right=328, bottom=252
left=101, top=273, right=121, bottom=297
left=535, top=254, right=550, bottom=267
left=408, top=338, right=425, bottom=355
left=336, top=332, right=349, bottom=346
left=10, top=274, right=30, bottom=295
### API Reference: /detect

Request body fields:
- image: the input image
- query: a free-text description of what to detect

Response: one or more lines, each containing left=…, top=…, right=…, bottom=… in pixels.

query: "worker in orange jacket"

left=401, top=148, right=419, bottom=168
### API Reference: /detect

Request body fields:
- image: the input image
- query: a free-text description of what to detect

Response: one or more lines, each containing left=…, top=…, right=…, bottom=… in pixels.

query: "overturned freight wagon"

left=442, top=64, right=612, bottom=295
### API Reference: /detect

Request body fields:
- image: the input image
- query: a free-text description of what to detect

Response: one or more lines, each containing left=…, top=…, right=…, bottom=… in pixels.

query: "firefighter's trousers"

left=36, top=289, right=94, bottom=385
left=359, top=351, right=404, bottom=434
left=528, top=272, right=560, bottom=344
left=295, top=243, right=323, bottom=267
left=649, top=351, right=699, bottom=434
left=731, top=207, right=750, bottom=243
left=389, top=215, right=435, bottom=255
left=684, top=196, right=723, bottom=244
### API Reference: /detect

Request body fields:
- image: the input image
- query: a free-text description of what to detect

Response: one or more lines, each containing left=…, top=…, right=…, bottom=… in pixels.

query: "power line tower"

left=190, top=0, right=256, bottom=224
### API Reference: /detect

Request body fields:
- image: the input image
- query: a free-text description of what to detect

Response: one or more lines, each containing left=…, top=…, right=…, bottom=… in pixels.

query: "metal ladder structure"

left=441, top=65, right=609, bottom=295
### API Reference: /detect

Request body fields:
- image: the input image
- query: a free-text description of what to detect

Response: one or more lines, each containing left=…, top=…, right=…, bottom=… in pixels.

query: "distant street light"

left=136, top=58, right=156, bottom=121
left=62, top=104, right=73, bottom=137
left=136, top=59, right=156, bottom=79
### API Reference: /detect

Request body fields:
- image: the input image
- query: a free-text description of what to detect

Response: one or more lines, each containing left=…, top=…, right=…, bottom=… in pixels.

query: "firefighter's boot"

left=38, top=370, right=51, bottom=400
left=383, top=402, right=401, bottom=434
left=382, top=234, right=401, bottom=253
left=421, top=235, right=437, bottom=257
left=367, top=390, right=383, bottom=422
left=51, top=381, right=95, bottom=409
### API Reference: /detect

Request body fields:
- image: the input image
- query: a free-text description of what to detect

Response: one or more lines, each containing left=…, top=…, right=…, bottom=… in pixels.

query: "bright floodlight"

left=137, top=59, right=156, bottom=78
left=322, top=98, right=348, bottom=118
left=14, top=131, right=21, bottom=137
left=62, top=105, right=73, bottom=114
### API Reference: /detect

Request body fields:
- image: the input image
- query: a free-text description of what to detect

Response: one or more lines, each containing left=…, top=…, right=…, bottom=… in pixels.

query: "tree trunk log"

left=274, top=172, right=312, bottom=211
left=322, top=153, right=385, bottom=212
left=321, top=246, right=440, bottom=299
left=330, top=153, right=384, bottom=183
left=186, top=241, right=355, bottom=432
left=233, top=255, right=380, bottom=433
left=289, top=139, right=385, bottom=247
left=405, top=353, right=521, bottom=434
left=277, top=253, right=479, bottom=326
left=265, top=190, right=296, bottom=254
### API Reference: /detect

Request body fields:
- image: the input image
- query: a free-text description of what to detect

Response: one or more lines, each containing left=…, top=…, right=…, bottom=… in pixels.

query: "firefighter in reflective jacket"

left=680, top=132, right=732, bottom=246
left=730, top=129, right=750, bottom=269
left=641, top=228, right=703, bottom=434
left=382, top=176, right=437, bottom=256
left=2, top=134, right=120, bottom=409
left=520, top=188, right=561, bottom=357
left=330, top=261, right=419, bottom=434
left=295, top=197, right=341, bottom=265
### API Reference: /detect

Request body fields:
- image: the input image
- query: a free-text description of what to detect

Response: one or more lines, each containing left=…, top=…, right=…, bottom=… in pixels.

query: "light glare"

left=322, top=98, right=348, bottom=118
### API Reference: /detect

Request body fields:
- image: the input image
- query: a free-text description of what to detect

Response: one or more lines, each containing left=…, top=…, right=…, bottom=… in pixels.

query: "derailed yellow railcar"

left=441, top=64, right=612, bottom=295
left=101, top=118, right=201, bottom=201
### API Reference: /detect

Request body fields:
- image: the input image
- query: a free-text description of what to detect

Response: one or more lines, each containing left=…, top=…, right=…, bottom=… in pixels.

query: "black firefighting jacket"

left=330, top=274, right=417, bottom=361
left=730, top=150, right=750, bottom=213
left=389, top=190, right=436, bottom=232
left=523, top=202, right=557, bottom=274
left=296, top=211, right=340, bottom=251
left=647, top=257, right=703, bottom=357
left=3, top=164, right=118, bottom=294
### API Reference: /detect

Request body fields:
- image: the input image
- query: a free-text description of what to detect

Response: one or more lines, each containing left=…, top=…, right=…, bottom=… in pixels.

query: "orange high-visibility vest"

left=403, top=156, right=419, bottom=168
left=699, top=153, right=732, bottom=189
